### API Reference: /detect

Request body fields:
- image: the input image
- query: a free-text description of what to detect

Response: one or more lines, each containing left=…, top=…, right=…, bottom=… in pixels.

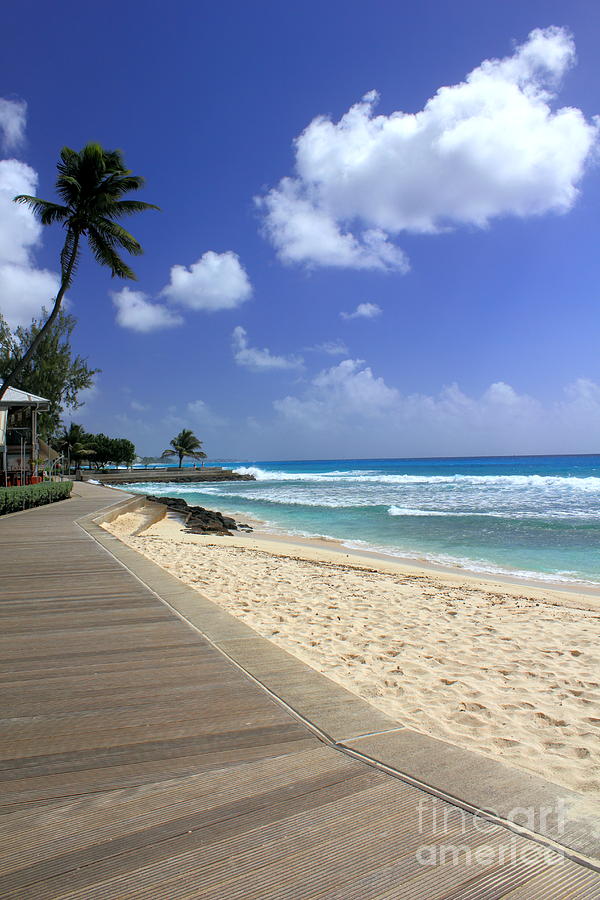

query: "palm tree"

left=162, top=429, right=207, bottom=469
left=0, top=143, right=158, bottom=402
left=56, top=423, right=95, bottom=474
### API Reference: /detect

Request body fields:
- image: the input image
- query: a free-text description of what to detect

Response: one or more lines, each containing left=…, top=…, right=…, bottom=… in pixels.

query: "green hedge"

left=0, top=481, right=73, bottom=516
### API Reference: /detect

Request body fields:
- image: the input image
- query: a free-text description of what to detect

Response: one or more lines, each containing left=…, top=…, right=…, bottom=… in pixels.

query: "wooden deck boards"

left=0, top=484, right=598, bottom=898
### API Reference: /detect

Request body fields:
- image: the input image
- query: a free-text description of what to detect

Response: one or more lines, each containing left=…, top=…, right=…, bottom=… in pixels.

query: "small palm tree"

left=0, top=143, right=158, bottom=402
left=162, top=429, right=207, bottom=469
left=56, top=423, right=95, bottom=473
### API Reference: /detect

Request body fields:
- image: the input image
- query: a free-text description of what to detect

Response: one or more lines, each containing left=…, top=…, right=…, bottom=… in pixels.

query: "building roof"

left=0, top=386, right=50, bottom=409
left=39, top=439, right=60, bottom=461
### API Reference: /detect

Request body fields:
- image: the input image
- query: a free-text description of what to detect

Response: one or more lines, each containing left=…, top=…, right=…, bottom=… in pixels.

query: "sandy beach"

left=104, top=502, right=600, bottom=798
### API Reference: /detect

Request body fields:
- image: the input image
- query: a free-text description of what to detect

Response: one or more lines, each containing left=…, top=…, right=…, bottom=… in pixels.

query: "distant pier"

left=81, top=466, right=255, bottom=485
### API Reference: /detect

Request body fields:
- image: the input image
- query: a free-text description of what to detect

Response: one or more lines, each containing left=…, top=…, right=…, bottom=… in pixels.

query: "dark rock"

left=146, top=495, right=252, bottom=536
left=151, top=496, right=188, bottom=511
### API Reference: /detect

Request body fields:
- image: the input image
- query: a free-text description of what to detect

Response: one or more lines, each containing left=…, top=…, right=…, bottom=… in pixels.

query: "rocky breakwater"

left=85, top=467, right=256, bottom=485
left=147, top=495, right=253, bottom=536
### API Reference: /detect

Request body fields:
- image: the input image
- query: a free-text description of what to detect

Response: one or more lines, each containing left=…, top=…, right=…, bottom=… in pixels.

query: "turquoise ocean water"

left=125, top=455, right=600, bottom=585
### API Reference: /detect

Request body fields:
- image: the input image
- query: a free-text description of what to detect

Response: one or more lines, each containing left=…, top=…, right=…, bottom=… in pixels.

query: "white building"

left=0, top=386, right=50, bottom=485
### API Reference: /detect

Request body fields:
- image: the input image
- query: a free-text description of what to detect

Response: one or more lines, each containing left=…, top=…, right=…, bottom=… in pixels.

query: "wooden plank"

left=0, top=484, right=597, bottom=899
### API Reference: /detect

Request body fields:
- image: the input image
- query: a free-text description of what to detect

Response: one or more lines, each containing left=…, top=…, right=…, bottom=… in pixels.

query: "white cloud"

left=341, top=302, right=382, bottom=320
left=187, top=399, right=226, bottom=428
left=232, top=325, right=304, bottom=371
left=0, top=99, right=26, bottom=151
left=130, top=400, right=149, bottom=412
left=112, top=287, right=183, bottom=333
left=258, top=179, right=409, bottom=271
left=259, top=27, right=598, bottom=270
left=0, top=159, right=40, bottom=266
left=271, top=360, right=600, bottom=455
left=162, top=410, right=186, bottom=432
left=275, top=359, right=398, bottom=427
left=163, top=250, right=252, bottom=311
left=311, top=339, right=349, bottom=355
left=0, top=149, right=62, bottom=328
left=0, top=262, right=59, bottom=329
left=115, top=411, right=154, bottom=434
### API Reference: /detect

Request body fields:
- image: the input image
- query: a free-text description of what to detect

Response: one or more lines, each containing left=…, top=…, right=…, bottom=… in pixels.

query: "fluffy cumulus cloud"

left=0, top=115, right=61, bottom=328
left=259, top=27, right=598, bottom=270
left=232, top=325, right=303, bottom=371
left=341, top=302, right=382, bottom=320
left=259, top=179, right=409, bottom=271
left=112, top=251, right=252, bottom=332
left=0, top=98, right=26, bottom=151
left=275, top=359, right=398, bottom=425
left=162, top=250, right=252, bottom=311
left=271, top=360, right=600, bottom=455
left=0, top=261, right=59, bottom=329
left=112, top=287, right=183, bottom=333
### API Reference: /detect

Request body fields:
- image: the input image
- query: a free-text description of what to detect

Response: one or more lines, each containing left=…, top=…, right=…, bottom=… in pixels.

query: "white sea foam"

left=234, top=466, right=600, bottom=491
left=124, top=482, right=206, bottom=495
left=386, top=506, right=600, bottom=520
left=388, top=506, right=468, bottom=517
left=126, top=482, right=600, bottom=521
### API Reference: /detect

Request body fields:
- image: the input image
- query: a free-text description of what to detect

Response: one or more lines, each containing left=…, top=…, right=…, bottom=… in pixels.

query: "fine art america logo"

left=415, top=796, right=567, bottom=868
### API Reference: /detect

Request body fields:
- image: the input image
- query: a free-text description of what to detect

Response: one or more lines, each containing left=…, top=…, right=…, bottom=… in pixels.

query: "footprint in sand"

left=535, top=712, right=567, bottom=727
left=493, top=738, right=520, bottom=749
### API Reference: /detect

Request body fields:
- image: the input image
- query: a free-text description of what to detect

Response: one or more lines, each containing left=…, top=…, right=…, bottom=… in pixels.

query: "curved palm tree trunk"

left=178, top=452, right=184, bottom=468
left=0, top=232, right=80, bottom=402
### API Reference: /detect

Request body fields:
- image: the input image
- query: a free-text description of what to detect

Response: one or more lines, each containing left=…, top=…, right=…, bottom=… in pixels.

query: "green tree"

left=0, top=310, right=99, bottom=440
left=86, top=433, right=112, bottom=469
left=0, top=142, right=158, bottom=402
left=112, top=438, right=135, bottom=467
left=162, top=429, right=206, bottom=468
left=56, top=423, right=95, bottom=473
left=86, top=433, right=136, bottom=469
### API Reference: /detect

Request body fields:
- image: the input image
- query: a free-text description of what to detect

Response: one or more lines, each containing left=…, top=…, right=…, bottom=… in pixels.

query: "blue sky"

left=1, top=0, right=600, bottom=459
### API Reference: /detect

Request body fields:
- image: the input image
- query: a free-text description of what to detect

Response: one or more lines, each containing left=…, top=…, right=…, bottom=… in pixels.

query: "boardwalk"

left=0, top=484, right=598, bottom=898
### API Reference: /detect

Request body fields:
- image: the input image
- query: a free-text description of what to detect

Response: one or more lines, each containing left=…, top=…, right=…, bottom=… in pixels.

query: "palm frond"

left=57, top=174, right=82, bottom=192
left=57, top=146, right=79, bottom=176
left=13, top=195, right=69, bottom=225
left=87, top=226, right=136, bottom=279
left=102, top=148, right=127, bottom=173
left=99, top=173, right=147, bottom=198
left=39, top=202, right=70, bottom=225
left=81, top=142, right=106, bottom=173
left=100, top=199, right=160, bottom=217
left=94, top=218, right=144, bottom=256
left=55, top=179, right=81, bottom=205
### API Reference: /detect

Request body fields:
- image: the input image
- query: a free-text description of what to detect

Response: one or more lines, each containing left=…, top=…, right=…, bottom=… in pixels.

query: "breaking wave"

left=234, top=466, right=600, bottom=491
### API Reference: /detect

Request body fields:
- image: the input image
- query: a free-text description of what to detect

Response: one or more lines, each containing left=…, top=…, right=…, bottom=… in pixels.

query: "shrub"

left=0, top=481, right=73, bottom=516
